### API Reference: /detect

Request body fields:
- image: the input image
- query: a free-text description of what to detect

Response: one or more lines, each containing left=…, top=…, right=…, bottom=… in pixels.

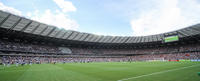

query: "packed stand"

left=71, top=43, right=200, bottom=54
left=1, top=52, right=200, bottom=67
left=0, top=39, right=62, bottom=54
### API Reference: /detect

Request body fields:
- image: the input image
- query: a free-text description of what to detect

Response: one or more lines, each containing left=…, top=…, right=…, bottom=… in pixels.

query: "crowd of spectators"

left=71, top=43, right=200, bottom=54
left=1, top=38, right=200, bottom=55
left=1, top=52, right=200, bottom=66
left=0, top=39, right=61, bottom=54
left=130, top=52, right=200, bottom=61
left=0, top=38, right=200, bottom=66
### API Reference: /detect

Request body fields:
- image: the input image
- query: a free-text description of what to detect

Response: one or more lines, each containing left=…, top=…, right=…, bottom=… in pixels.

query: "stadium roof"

left=0, top=10, right=200, bottom=44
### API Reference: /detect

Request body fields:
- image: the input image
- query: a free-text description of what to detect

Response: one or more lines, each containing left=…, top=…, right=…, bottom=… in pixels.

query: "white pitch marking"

left=118, top=64, right=200, bottom=81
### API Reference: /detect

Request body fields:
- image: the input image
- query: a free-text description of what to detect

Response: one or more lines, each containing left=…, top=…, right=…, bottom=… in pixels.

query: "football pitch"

left=0, top=62, right=200, bottom=81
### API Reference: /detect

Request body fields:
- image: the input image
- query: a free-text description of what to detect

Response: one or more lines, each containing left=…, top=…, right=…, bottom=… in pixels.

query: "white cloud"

left=28, top=9, right=79, bottom=30
left=27, top=0, right=78, bottom=30
left=0, top=2, right=22, bottom=16
left=53, top=0, right=76, bottom=13
left=0, top=0, right=78, bottom=31
left=130, top=0, right=200, bottom=36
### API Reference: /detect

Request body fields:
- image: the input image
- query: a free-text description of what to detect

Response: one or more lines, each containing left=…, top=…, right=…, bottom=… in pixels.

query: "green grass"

left=0, top=62, right=200, bottom=81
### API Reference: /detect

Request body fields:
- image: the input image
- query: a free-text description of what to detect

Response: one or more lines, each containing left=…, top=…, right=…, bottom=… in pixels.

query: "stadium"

left=0, top=1, right=200, bottom=81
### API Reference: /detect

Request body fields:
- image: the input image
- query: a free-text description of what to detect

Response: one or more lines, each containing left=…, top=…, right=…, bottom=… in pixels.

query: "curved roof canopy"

left=1, top=10, right=200, bottom=44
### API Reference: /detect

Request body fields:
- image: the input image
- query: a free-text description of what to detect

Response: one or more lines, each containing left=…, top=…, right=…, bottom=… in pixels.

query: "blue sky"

left=0, top=0, right=200, bottom=36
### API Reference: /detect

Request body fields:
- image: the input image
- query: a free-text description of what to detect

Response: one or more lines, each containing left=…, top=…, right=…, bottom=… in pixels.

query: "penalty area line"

left=117, top=64, right=200, bottom=81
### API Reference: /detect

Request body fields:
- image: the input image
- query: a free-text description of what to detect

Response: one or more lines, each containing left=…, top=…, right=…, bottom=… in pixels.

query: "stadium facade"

left=0, top=10, right=200, bottom=63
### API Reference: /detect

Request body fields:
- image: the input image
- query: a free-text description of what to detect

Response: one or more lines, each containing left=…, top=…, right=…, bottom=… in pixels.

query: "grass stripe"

left=117, top=64, right=200, bottom=81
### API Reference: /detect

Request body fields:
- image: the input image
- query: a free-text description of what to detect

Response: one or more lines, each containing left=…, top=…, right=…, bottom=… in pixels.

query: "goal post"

left=153, top=58, right=165, bottom=61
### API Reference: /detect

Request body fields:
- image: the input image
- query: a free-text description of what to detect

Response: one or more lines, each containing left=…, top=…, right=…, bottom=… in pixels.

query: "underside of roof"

left=1, top=10, right=200, bottom=46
